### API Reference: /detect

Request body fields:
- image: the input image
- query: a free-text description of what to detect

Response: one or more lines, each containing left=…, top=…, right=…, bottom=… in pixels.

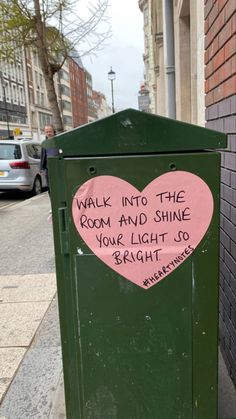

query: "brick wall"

left=205, top=0, right=236, bottom=386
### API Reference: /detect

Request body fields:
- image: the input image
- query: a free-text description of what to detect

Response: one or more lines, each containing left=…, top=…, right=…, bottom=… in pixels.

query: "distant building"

left=56, top=62, right=73, bottom=132
left=139, top=0, right=156, bottom=113
left=85, top=70, right=97, bottom=122
left=68, top=57, right=88, bottom=127
left=138, top=83, right=150, bottom=112
left=92, top=90, right=111, bottom=119
left=0, top=53, right=28, bottom=139
left=0, top=46, right=107, bottom=138
left=24, top=48, right=53, bottom=140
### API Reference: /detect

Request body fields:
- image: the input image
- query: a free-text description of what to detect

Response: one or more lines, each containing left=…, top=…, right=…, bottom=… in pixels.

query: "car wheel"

left=32, top=176, right=42, bottom=196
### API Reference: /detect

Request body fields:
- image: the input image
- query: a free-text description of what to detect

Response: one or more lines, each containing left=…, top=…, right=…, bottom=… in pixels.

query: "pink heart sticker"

left=72, top=172, right=214, bottom=289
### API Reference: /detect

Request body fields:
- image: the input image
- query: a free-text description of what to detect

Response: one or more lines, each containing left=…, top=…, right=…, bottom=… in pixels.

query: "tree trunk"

left=34, top=0, right=64, bottom=133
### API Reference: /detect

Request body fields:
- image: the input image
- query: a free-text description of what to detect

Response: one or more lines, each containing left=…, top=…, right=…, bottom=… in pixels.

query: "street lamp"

left=0, top=71, right=10, bottom=138
left=108, top=66, right=116, bottom=113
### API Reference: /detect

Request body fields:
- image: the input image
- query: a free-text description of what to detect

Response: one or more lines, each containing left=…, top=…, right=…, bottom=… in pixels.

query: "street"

left=0, top=191, right=27, bottom=210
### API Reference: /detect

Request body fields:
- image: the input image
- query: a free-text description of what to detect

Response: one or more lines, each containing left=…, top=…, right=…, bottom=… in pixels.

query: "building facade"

left=140, top=0, right=236, bottom=387
left=141, top=0, right=205, bottom=125
left=25, top=48, right=53, bottom=140
left=85, top=70, right=97, bottom=122
left=0, top=49, right=97, bottom=139
left=0, top=54, right=28, bottom=139
left=69, top=57, right=88, bottom=127
left=205, top=0, right=236, bottom=386
left=92, top=90, right=111, bottom=119
left=139, top=0, right=156, bottom=113
left=56, top=62, right=73, bottom=132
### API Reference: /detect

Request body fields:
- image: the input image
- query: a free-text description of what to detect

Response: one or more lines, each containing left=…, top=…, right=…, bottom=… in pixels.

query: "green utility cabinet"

left=44, top=109, right=227, bottom=419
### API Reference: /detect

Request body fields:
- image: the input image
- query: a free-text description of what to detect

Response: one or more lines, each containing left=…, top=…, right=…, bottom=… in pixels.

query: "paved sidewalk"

left=0, top=273, right=57, bottom=405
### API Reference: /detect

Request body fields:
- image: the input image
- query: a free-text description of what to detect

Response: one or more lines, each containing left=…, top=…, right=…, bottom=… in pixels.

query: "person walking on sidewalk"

left=40, top=124, right=57, bottom=195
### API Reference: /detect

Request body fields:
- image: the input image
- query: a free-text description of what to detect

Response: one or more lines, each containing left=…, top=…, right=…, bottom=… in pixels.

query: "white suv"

left=0, top=138, right=47, bottom=195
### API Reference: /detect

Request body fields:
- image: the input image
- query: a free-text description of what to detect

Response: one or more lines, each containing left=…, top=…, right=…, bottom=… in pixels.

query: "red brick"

left=231, top=11, right=236, bottom=34
left=206, top=8, right=225, bottom=48
left=224, top=75, right=236, bottom=97
left=206, top=91, right=214, bottom=106
left=219, top=0, right=228, bottom=12
left=208, top=1, right=219, bottom=27
left=205, top=60, right=215, bottom=78
left=224, top=35, right=236, bottom=60
left=209, top=71, right=219, bottom=90
left=205, top=17, right=210, bottom=34
left=232, top=55, right=236, bottom=74
left=207, top=36, right=220, bottom=61
left=219, top=59, right=233, bottom=83
left=225, top=0, right=236, bottom=22
left=205, top=30, right=212, bottom=49
left=219, top=15, right=235, bottom=48
left=207, top=58, right=234, bottom=91
left=205, top=49, right=210, bottom=65
left=214, top=83, right=225, bottom=102
left=213, top=47, right=225, bottom=71
left=205, top=0, right=214, bottom=19
left=213, top=9, right=226, bottom=36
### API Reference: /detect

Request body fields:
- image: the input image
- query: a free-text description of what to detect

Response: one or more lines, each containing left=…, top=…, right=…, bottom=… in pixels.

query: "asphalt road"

left=0, top=191, right=27, bottom=209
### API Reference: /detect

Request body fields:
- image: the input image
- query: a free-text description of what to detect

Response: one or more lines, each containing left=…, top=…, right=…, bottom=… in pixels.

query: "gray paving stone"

left=0, top=346, right=62, bottom=419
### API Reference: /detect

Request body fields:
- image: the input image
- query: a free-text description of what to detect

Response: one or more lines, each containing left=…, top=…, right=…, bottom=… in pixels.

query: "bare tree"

left=0, top=0, right=111, bottom=132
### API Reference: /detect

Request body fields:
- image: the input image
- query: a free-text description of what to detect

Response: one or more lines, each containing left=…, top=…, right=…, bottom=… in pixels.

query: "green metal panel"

left=43, top=109, right=227, bottom=156
left=48, top=150, right=220, bottom=419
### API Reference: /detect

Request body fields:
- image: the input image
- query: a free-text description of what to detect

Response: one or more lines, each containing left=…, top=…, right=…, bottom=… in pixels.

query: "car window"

left=0, top=144, right=22, bottom=160
left=33, top=145, right=41, bottom=159
left=26, top=144, right=41, bottom=159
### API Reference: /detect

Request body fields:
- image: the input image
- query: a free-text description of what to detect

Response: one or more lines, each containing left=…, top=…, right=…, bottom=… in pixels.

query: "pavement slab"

left=0, top=274, right=56, bottom=303
left=0, top=348, right=26, bottom=402
left=0, top=273, right=57, bottom=405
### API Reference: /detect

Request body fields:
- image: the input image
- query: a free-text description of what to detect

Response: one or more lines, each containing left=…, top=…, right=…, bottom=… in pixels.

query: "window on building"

left=36, top=90, right=40, bottom=105
left=19, top=86, right=25, bottom=105
left=35, top=71, right=39, bottom=87
left=59, top=69, right=70, bottom=82
left=39, top=73, right=43, bottom=87
left=10, top=62, right=16, bottom=80
left=41, top=92, right=44, bottom=106
left=60, top=84, right=71, bottom=96
left=12, top=84, right=17, bottom=104
left=5, top=82, right=11, bottom=102
left=27, top=66, right=32, bottom=82
left=29, top=87, right=34, bottom=104
left=63, top=115, right=72, bottom=126
left=62, top=100, right=72, bottom=111
left=39, top=112, right=52, bottom=129
left=17, top=64, right=23, bottom=83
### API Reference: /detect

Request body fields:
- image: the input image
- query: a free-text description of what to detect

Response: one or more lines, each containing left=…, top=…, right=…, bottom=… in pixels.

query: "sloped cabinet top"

left=43, top=109, right=227, bottom=156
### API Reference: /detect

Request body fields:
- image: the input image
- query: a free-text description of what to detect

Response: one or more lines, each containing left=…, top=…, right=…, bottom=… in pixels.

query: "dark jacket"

left=40, top=146, right=58, bottom=189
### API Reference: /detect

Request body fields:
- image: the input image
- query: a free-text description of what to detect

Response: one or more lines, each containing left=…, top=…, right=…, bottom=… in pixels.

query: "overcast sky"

left=79, top=0, right=144, bottom=111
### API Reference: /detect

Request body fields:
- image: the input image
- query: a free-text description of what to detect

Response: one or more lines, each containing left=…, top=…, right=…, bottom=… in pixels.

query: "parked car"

left=0, top=138, right=47, bottom=195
